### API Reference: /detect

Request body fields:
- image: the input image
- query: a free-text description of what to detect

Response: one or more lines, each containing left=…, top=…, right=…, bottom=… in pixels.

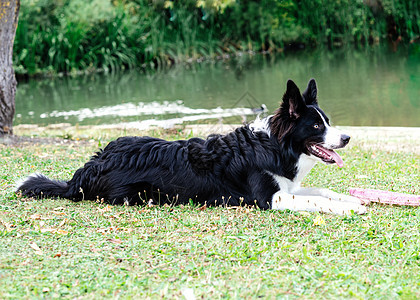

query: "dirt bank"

left=4, top=123, right=420, bottom=154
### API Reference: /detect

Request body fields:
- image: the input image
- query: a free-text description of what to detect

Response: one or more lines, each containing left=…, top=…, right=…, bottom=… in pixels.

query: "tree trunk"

left=0, top=0, right=20, bottom=136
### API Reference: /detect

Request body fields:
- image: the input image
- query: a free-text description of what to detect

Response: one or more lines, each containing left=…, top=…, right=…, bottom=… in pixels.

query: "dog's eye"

left=313, top=124, right=320, bottom=129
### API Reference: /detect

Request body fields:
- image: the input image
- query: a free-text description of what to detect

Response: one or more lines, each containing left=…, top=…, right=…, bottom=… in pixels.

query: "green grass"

left=1, top=129, right=420, bottom=298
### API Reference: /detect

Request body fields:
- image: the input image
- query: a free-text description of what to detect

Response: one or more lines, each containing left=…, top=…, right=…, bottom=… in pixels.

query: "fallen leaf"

left=30, top=214, right=41, bottom=220
left=30, top=214, right=54, bottom=220
left=58, top=218, right=68, bottom=227
left=56, top=230, right=69, bottom=235
left=29, top=241, right=41, bottom=251
left=313, top=215, right=326, bottom=226
left=98, top=205, right=113, bottom=213
left=106, top=238, right=122, bottom=244
left=20, top=260, right=30, bottom=266
left=52, top=211, right=66, bottom=216
left=197, top=205, right=207, bottom=211
left=0, top=218, right=14, bottom=232
left=29, top=241, right=43, bottom=255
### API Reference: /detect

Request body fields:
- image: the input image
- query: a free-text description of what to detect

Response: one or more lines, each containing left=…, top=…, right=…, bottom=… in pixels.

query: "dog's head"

left=270, top=79, right=350, bottom=167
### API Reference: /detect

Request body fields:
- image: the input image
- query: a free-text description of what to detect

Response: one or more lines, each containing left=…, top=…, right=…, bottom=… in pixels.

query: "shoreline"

left=6, top=123, right=420, bottom=154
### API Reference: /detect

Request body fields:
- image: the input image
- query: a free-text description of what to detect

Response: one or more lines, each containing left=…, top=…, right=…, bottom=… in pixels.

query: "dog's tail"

left=16, top=173, right=72, bottom=199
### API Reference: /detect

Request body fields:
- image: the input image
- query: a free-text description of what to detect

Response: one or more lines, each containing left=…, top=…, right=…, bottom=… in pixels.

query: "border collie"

left=17, top=79, right=367, bottom=215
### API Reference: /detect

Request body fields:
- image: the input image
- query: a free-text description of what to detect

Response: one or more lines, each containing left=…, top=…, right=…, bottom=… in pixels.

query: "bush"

left=13, top=0, right=420, bottom=75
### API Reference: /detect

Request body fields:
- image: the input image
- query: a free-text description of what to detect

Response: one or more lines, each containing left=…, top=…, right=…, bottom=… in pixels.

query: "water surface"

left=15, top=47, right=420, bottom=128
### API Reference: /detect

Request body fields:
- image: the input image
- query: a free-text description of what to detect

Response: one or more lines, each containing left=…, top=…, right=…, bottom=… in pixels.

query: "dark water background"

left=14, top=47, right=420, bottom=128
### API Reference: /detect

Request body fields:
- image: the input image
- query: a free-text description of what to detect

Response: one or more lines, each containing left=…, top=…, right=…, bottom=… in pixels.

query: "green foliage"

left=13, top=0, right=420, bottom=75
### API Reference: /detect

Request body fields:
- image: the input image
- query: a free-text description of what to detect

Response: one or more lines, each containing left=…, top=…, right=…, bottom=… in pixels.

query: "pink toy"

left=349, top=188, right=420, bottom=206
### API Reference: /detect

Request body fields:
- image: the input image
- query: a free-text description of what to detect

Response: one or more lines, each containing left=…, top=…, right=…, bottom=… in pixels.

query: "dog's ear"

left=282, top=79, right=305, bottom=119
left=302, top=78, right=318, bottom=106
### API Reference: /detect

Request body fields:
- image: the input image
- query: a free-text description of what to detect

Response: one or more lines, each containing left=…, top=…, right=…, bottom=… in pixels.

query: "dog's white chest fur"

left=270, top=154, right=316, bottom=194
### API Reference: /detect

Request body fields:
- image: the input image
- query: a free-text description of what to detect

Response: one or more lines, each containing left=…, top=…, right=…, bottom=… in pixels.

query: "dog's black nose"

left=341, top=134, right=351, bottom=146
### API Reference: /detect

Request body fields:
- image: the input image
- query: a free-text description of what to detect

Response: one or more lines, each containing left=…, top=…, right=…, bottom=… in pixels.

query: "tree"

left=0, top=0, right=20, bottom=136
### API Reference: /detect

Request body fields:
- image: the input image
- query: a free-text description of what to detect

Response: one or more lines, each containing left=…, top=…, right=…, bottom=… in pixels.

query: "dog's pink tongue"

left=325, top=148, right=344, bottom=168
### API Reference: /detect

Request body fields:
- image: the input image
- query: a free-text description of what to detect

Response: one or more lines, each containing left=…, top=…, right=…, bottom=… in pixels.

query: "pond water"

left=14, top=47, right=420, bottom=128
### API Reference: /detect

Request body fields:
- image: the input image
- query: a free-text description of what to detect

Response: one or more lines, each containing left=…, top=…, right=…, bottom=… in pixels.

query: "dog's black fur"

left=17, top=79, right=334, bottom=209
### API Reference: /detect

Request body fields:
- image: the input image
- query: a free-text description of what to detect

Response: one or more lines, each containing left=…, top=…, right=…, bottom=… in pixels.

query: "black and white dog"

left=17, top=79, right=366, bottom=215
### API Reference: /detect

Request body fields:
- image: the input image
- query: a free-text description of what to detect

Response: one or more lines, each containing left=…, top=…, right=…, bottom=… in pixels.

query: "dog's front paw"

left=345, top=195, right=371, bottom=206
left=359, top=198, right=371, bottom=205
left=353, top=204, right=367, bottom=215
left=318, top=190, right=366, bottom=205
left=338, top=194, right=367, bottom=205
left=341, top=203, right=367, bottom=215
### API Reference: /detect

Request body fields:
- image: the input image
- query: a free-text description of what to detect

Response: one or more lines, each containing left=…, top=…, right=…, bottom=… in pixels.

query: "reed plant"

left=13, top=0, right=420, bottom=76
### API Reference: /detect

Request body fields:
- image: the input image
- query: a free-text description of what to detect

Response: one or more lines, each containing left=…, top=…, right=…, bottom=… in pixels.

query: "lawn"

left=1, top=127, right=419, bottom=299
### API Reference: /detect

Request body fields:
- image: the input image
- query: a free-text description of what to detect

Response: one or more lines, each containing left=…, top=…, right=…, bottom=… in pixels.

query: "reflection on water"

left=15, top=46, right=420, bottom=127
left=38, top=100, right=265, bottom=130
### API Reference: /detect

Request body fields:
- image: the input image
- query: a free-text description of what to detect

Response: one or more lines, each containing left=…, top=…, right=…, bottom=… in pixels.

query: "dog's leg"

left=271, top=192, right=367, bottom=215
left=293, top=187, right=369, bottom=205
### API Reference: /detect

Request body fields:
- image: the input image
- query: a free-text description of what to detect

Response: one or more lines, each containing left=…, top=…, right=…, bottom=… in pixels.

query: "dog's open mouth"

left=308, top=144, right=344, bottom=168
